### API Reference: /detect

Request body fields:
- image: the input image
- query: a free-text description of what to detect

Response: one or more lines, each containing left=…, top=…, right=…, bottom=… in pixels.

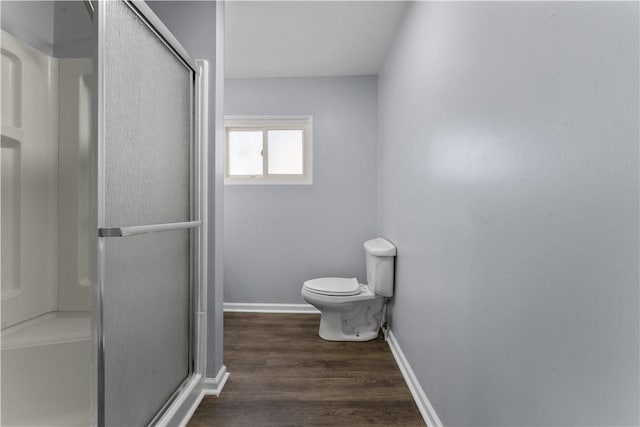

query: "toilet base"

left=319, top=312, right=379, bottom=341
left=316, top=298, right=385, bottom=342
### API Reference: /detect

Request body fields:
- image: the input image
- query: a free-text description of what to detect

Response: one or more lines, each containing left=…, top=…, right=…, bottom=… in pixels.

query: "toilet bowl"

left=301, top=238, right=396, bottom=341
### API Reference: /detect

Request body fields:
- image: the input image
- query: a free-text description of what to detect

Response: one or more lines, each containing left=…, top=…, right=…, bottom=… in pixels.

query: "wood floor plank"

left=188, top=312, right=425, bottom=426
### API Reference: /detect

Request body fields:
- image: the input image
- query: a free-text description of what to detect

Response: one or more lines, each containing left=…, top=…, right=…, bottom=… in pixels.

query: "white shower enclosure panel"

left=1, top=30, right=59, bottom=329
left=1, top=27, right=93, bottom=426
left=59, top=58, right=93, bottom=311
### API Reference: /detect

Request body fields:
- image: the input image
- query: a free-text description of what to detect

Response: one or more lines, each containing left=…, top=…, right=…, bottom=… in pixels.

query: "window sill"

left=224, top=177, right=313, bottom=186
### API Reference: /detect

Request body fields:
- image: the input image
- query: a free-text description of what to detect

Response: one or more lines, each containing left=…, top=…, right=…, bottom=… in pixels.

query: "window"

left=224, top=116, right=313, bottom=184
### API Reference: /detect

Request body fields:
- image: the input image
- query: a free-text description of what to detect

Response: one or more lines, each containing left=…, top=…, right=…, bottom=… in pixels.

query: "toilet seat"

left=302, top=277, right=361, bottom=296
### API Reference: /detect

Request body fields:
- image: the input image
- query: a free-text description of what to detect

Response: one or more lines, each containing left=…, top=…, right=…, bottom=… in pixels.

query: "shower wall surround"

left=1, top=30, right=59, bottom=328
left=1, top=30, right=91, bottom=328
left=1, top=24, right=92, bottom=426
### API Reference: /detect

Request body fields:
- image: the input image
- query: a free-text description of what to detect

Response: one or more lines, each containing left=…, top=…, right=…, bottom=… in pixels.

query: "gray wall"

left=1, top=1, right=92, bottom=58
left=1, top=1, right=55, bottom=55
left=378, top=2, right=639, bottom=426
left=146, top=0, right=223, bottom=379
left=53, top=1, right=92, bottom=58
left=224, top=76, right=378, bottom=304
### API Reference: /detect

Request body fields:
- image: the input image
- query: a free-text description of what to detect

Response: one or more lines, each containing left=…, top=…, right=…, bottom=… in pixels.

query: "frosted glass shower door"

left=96, top=2, right=199, bottom=426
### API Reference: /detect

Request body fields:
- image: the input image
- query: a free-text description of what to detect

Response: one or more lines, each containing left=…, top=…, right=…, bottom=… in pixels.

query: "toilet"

left=301, top=238, right=396, bottom=341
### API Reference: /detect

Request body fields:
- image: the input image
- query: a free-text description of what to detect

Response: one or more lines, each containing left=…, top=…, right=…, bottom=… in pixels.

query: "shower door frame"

left=92, top=1, right=208, bottom=425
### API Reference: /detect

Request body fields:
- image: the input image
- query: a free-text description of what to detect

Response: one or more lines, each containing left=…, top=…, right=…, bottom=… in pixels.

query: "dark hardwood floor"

left=188, top=312, right=425, bottom=426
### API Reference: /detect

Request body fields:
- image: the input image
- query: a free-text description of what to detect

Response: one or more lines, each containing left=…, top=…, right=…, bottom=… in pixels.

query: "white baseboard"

left=387, top=330, right=443, bottom=427
left=203, top=365, right=230, bottom=396
left=224, top=302, right=320, bottom=314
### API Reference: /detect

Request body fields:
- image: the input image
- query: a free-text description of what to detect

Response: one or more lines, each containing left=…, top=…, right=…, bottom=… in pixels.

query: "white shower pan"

left=1, top=312, right=91, bottom=426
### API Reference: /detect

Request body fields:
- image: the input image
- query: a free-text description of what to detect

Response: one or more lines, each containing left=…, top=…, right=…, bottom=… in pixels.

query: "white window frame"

left=224, top=115, right=313, bottom=185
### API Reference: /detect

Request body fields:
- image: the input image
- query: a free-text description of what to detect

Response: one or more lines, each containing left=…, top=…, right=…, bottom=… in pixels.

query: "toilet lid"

left=303, top=277, right=361, bottom=296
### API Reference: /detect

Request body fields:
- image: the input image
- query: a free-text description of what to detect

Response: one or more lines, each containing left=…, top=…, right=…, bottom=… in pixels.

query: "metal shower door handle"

left=98, top=220, right=201, bottom=237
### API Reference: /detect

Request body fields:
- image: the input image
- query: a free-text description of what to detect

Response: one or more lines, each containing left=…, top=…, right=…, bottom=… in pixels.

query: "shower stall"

left=1, top=1, right=210, bottom=425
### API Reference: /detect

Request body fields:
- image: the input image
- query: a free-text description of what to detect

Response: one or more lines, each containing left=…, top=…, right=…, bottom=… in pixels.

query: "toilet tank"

left=364, top=238, right=396, bottom=297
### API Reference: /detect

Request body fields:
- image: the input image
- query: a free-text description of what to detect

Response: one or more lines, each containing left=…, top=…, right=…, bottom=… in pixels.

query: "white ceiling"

left=225, top=1, right=409, bottom=79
